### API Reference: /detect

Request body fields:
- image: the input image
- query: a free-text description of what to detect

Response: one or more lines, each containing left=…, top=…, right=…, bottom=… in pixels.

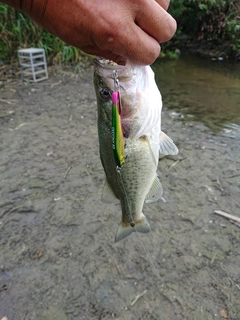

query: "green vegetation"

left=0, top=1, right=240, bottom=64
left=0, top=4, right=88, bottom=64
left=167, top=0, right=240, bottom=59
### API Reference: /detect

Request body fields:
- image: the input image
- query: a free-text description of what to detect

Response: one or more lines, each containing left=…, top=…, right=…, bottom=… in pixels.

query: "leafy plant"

left=168, top=0, right=240, bottom=58
left=0, top=4, right=88, bottom=64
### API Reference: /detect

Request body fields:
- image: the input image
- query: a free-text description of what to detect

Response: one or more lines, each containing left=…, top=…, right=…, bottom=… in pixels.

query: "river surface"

left=153, top=54, right=240, bottom=138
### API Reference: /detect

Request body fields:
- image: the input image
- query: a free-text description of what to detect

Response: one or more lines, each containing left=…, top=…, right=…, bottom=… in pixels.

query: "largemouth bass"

left=93, top=59, right=178, bottom=242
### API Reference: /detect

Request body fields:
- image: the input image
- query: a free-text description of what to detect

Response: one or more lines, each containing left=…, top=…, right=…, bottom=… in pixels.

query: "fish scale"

left=94, top=59, right=178, bottom=242
left=119, top=137, right=157, bottom=217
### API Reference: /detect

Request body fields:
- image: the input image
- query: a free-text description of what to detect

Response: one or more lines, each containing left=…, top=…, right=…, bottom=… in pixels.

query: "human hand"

left=4, top=0, right=176, bottom=65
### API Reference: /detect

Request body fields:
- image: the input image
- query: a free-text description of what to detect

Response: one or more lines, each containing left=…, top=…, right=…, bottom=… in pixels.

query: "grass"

left=0, top=4, right=89, bottom=65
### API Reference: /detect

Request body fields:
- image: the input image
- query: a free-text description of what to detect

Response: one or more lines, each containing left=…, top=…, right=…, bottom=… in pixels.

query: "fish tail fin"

left=115, top=213, right=151, bottom=243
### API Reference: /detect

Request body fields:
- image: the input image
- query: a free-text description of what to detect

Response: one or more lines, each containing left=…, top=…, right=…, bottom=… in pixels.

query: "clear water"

left=152, top=54, right=240, bottom=137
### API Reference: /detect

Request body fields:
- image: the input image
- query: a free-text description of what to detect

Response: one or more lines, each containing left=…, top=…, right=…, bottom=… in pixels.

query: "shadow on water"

left=152, top=54, right=240, bottom=136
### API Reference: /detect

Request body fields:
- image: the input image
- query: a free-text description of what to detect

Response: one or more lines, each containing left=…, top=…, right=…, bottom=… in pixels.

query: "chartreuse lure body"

left=111, top=91, right=124, bottom=168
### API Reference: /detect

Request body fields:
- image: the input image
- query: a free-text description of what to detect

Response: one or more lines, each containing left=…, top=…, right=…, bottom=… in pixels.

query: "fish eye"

left=100, top=87, right=111, bottom=101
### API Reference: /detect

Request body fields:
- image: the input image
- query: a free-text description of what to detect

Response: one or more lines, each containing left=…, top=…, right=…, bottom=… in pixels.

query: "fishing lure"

left=112, top=90, right=125, bottom=169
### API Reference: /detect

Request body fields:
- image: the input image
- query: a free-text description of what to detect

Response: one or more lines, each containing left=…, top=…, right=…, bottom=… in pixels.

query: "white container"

left=18, top=48, right=48, bottom=82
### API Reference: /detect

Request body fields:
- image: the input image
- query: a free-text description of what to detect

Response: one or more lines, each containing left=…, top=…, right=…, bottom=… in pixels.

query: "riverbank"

left=179, top=39, right=240, bottom=61
left=161, top=36, right=240, bottom=62
left=0, top=65, right=239, bottom=320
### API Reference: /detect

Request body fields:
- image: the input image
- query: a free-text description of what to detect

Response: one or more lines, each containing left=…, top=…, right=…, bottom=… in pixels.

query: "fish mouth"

left=93, top=58, right=124, bottom=70
left=93, top=58, right=133, bottom=82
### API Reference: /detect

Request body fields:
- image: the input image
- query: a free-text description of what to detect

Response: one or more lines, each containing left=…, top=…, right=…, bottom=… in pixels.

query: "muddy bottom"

left=0, top=65, right=239, bottom=320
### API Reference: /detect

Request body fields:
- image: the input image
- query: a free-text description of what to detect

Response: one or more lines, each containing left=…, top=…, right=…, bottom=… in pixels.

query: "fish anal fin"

left=101, top=179, right=119, bottom=204
left=115, top=213, right=151, bottom=243
left=145, top=175, right=163, bottom=204
left=159, top=131, right=178, bottom=155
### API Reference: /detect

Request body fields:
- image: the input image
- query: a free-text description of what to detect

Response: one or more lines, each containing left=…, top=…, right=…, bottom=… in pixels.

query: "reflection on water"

left=152, top=54, right=240, bottom=136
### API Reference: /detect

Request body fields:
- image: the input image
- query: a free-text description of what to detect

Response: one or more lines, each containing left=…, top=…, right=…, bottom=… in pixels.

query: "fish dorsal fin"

left=145, top=175, right=163, bottom=204
left=101, top=179, right=119, bottom=204
left=159, top=131, right=178, bottom=155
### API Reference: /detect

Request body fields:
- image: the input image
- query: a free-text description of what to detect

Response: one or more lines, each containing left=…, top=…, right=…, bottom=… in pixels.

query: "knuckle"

left=95, top=21, right=122, bottom=50
left=161, top=16, right=177, bottom=42
left=93, top=16, right=126, bottom=49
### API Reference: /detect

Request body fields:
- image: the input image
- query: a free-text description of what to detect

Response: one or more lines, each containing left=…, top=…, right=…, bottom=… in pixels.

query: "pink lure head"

left=112, top=91, right=119, bottom=105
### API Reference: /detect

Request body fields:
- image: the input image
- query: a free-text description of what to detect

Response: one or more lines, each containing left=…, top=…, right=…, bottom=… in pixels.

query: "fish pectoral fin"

left=115, top=214, right=151, bottom=243
left=144, top=135, right=158, bottom=166
left=159, top=131, right=178, bottom=155
left=101, top=179, right=119, bottom=204
left=145, top=175, right=163, bottom=204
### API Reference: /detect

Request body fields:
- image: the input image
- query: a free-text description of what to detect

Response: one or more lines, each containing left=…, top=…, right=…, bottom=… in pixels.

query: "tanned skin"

left=2, top=0, right=176, bottom=65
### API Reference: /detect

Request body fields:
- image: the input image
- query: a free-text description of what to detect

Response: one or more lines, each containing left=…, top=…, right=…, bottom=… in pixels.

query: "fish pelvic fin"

left=159, top=131, right=178, bottom=155
left=101, top=179, right=119, bottom=204
left=115, top=213, right=151, bottom=243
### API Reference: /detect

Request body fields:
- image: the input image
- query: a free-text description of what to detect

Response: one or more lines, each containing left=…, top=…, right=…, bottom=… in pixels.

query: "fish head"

left=93, top=59, right=162, bottom=138
left=94, top=67, right=113, bottom=127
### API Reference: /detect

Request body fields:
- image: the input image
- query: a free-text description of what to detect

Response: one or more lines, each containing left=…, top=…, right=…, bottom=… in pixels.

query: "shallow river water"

left=153, top=55, right=240, bottom=137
